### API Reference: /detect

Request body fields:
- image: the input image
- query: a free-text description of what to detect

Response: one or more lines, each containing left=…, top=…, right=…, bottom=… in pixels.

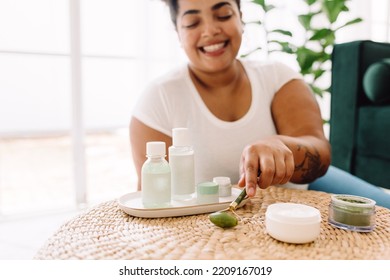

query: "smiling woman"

left=130, top=0, right=331, bottom=197
left=129, top=0, right=390, bottom=209
left=173, top=0, right=243, bottom=75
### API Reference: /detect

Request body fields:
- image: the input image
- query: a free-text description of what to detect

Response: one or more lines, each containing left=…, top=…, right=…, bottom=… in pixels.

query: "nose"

left=202, top=19, right=221, bottom=37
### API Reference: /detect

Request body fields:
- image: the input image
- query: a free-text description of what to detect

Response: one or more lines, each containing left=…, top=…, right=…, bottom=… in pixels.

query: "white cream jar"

left=265, top=203, right=321, bottom=244
left=212, top=176, right=232, bottom=197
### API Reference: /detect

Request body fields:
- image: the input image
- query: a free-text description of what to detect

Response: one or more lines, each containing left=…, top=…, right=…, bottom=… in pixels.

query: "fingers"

left=260, top=147, right=294, bottom=186
left=237, top=172, right=246, bottom=188
left=282, top=151, right=295, bottom=184
left=240, top=146, right=259, bottom=197
left=239, top=141, right=295, bottom=194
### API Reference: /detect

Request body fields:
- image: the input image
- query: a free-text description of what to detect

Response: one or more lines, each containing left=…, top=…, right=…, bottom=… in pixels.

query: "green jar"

left=328, top=194, right=376, bottom=232
left=196, top=182, right=219, bottom=204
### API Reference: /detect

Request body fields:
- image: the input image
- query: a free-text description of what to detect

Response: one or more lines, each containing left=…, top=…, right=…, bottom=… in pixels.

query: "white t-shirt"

left=132, top=59, right=302, bottom=185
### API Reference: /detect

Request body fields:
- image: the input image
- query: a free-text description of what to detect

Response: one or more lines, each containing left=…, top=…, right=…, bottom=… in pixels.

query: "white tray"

left=118, top=188, right=248, bottom=218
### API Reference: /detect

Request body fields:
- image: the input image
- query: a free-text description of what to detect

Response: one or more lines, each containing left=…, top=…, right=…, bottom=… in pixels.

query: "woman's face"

left=176, top=0, right=243, bottom=73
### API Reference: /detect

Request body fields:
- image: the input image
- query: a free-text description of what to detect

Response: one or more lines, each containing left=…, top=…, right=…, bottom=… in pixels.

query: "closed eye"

left=184, top=21, right=199, bottom=29
left=218, top=14, right=232, bottom=21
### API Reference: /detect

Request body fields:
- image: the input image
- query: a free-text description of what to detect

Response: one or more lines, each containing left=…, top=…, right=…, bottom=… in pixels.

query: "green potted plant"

left=243, top=0, right=363, bottom=120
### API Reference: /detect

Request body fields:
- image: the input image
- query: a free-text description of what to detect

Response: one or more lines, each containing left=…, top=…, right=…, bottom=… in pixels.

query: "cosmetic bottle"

left=169, top=128, right=195, bottom=201
left=141, top=141, right=171, bottom=208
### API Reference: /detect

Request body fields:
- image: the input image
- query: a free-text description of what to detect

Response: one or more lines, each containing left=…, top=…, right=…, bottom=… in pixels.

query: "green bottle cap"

left=197, top=182, right=218, bottom=195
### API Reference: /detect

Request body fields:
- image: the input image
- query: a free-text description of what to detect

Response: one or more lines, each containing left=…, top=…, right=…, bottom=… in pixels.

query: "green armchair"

left=330, top=40, right=390, bottom=189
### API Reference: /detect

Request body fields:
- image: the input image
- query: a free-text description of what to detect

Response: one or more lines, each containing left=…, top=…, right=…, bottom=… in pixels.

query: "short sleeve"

left=131, top=81, right=173, bottom=136
left=272, top=61, right=303, bottom=92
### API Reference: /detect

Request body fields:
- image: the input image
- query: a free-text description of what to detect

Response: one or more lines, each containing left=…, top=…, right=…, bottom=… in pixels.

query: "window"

left=0, top=0, right=184, bottom=215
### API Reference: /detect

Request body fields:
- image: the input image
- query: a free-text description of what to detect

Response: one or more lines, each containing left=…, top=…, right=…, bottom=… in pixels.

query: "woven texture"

left=34, top=186, right=390, bottom=260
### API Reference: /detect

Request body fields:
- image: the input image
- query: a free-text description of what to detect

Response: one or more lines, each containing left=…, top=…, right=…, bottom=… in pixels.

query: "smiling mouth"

left=200, top=41, right=229, bottom=53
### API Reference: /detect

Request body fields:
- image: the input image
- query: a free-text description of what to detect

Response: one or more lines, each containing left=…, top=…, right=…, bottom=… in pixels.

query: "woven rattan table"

left=35, top=186, right=390, bottom=260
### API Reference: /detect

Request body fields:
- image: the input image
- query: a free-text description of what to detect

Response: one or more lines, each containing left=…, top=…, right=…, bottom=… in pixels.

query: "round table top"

left=35, top=186, right=390, bottom=260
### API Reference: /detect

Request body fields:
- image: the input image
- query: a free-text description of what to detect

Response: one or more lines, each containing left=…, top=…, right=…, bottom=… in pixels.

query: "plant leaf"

left=249, top=0, right=274, bottom=12
left=313, top=69, right=326, bottom=80
left=240, top=47, right=262, bottom=58
left=265, top=4, right=275, bottom=12
left=310, top=84, right=325, bottom=97
left=298, top=14, right=312, bottom=30
left=323, top=32, right=336, bottom=46
left=304, top=0, right=318, bottom=5
left=309, top=28, right=332, bottom=40
left=298, top=12, right=320, bottom=30
left=270, top=29, right=293, bottom=37
left=322, top=0, right=348, bottom=23
left=251, top=0, right=266, bottom=10
left=336, top=17, right=363, bottom=31
left=296, top=47, right=324, bottom=74
left=269, top=40, right=295, bottom=53
left=245, top=20, right=262, bottom=25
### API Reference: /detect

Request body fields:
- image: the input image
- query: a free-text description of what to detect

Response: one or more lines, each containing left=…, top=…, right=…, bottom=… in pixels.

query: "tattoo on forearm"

left=295, top=144, right=327, bottom=182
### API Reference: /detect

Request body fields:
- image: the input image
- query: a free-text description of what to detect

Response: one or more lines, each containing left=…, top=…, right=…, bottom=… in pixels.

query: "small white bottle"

left=213, top=176, right=232, bottom=197
left=169, top=128, right=195, bottom=201
left=141, top=141, right=171, bottom=208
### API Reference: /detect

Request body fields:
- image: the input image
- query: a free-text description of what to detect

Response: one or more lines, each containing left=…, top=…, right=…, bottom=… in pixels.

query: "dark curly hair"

left=162, top=0, right=241, bottom=26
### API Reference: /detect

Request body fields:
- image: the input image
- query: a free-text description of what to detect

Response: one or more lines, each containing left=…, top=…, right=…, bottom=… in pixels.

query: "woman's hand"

left=238, top=79, right=331, bottom=197
left=238, top=136, right=295, bottom=197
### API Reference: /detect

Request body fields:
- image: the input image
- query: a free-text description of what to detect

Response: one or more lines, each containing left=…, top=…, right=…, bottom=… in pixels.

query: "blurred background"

left=0, top=0, right=389, bottom=259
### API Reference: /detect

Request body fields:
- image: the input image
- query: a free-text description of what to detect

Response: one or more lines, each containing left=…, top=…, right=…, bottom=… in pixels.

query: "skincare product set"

left=141, top=128, right=232, bottom=209
left=140, top=128, right=377, bottom=244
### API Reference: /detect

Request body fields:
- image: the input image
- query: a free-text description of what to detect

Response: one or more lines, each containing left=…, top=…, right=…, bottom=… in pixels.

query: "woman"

left=130, top=0, right=390, bottom=208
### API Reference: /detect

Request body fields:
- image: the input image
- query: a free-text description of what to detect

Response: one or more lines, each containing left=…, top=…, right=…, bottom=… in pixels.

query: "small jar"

left=266, top=203, right=321, bottom=244
left=196, top=182, right=219, bottom=204
left=328, top=194, right=376, bottom=232
left=212, top=176, right=232, bottom=197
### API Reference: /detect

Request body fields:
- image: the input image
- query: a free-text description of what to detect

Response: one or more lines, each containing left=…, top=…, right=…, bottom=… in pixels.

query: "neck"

left=188, top=60, right=242, bottom=90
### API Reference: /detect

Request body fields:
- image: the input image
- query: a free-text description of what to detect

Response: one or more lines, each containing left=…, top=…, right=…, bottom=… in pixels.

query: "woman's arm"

left=238, top=79, right=331, bottom=196
left=129, top=117, right=172, bottom=190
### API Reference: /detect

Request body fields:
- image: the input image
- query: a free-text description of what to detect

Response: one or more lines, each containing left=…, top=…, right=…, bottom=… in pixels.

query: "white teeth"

left=202, top=42, right=225, bottom=52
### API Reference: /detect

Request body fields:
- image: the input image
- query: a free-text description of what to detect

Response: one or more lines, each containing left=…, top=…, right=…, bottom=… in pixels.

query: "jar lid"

left=331, top=194, right=376, bottom=208
left=212, top=176, right=231, bottom=187
left=197, top=182, right=218, bottom=195
left=266, top=203, right=321, bottom=224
